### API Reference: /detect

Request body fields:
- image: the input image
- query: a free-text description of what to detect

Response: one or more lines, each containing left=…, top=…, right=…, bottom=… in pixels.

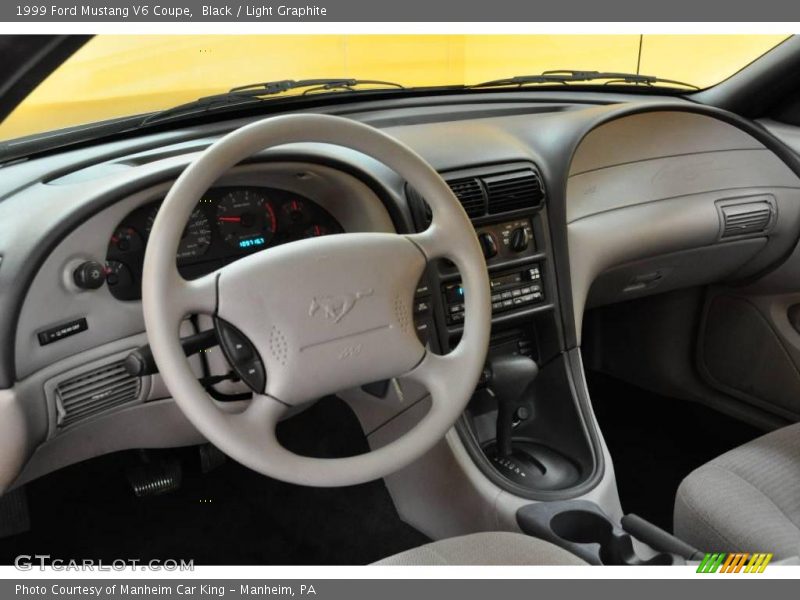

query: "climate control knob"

left=478, top=232, right=498, bottom=259
left=509, top=227, right=530, bottom=252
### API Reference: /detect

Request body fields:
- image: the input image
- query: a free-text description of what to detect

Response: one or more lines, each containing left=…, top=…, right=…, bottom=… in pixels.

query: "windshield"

left=0, top=34, right=790, bottom=142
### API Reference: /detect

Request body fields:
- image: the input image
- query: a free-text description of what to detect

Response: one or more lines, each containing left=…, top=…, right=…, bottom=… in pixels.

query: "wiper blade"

left=141, top=78, right=405, bottom=125
left=470, top=70, right=699, bottom=90
left=230, top=78, right=405, bottom=95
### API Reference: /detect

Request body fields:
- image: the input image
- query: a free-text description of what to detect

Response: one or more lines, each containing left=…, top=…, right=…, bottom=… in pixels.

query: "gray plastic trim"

left=567, top=111, right=800, bottom=341
left=11, top=398, right=207, bottom=489
left=586, top=239, right=769, bottom=309
left=567, top=151, right=797, bottom=223
left=0, top=388, right=32, bottom=494
left=568, top=111, right=765, bottom=177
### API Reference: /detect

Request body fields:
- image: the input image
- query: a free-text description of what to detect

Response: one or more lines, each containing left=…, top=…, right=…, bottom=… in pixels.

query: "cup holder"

left=518, top=501, right=678, bottom=566
left=551, top=510, right=613, bottom=544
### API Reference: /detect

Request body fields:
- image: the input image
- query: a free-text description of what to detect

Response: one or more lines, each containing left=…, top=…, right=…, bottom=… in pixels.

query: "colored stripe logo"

left=697, top=552, right=773, bottom=573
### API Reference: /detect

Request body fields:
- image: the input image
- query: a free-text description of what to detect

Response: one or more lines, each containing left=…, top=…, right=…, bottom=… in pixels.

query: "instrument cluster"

left=105, top=186, right=343, bottom=300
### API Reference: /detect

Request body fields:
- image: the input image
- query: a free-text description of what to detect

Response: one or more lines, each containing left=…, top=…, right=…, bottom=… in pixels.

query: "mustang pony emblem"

left=308, top=289, right=374, bottom=323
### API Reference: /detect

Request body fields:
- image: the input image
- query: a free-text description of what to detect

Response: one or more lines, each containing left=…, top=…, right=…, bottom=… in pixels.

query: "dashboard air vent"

left=447, top=177, right=486, bottom=218
left=485, top=169, right=545, bottom=214
left=719, top=199, right=774, bottom=239
left=55, top=360, right=141, bottom=428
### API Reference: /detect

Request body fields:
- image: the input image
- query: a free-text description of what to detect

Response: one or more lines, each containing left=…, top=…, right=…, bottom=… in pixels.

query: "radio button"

left=414, top=300, right=430, bottom=314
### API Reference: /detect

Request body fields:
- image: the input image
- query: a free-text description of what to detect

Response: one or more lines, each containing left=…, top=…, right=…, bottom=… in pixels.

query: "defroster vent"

left=55, top=360, right=142, bottom=427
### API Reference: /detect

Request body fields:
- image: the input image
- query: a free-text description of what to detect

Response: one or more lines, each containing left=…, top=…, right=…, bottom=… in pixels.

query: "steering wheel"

left=142, top=114, right=491, bottom=487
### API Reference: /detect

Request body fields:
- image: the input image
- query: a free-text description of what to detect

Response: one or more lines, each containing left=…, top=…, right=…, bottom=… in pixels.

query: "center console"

left=516, top=499, right=701, bottom=565
left=407, top=162, right=602, bottom=500
left=400, top=162, right=704, bottom=564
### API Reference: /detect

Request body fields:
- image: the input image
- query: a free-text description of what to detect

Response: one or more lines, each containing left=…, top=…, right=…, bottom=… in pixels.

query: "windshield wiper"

left=141, top=78, right=405, bottom=125
left=470, top=70, right=699, bottom=90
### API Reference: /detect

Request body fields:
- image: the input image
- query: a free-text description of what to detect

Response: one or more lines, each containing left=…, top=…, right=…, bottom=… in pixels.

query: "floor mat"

left=0, top=397, right=429, bottom=565
left=587, top=372, right=762, bottom=532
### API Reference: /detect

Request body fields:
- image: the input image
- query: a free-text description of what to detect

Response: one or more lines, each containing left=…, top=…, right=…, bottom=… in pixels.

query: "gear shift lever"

left=488, top=355, right=539, bottom=458
left=484, top=355, right=582, bottom=491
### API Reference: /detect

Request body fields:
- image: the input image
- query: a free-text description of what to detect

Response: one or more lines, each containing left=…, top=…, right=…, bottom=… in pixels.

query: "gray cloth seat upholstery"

left=374, top=531, right=587, bottom=565
left=674, top=422, right=800, bottom=559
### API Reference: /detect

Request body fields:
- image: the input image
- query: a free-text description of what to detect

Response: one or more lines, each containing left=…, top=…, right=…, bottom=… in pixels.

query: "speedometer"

left=146, top=206, right=212, bottom=261
left=215, top=189, right=277, bottom=249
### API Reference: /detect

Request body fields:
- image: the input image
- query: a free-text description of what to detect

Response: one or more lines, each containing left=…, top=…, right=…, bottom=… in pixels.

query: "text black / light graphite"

left=203, top=5, right=329, bottom=18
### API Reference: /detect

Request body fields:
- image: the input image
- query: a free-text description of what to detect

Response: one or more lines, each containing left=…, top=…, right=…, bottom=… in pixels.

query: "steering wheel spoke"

left=173, top=270, right=220, bottom=317
left=404, top=348, right=471, bottom=400
left=233, top=392, right=287, bottom=432
left=406, top=227, right=439, bottom=261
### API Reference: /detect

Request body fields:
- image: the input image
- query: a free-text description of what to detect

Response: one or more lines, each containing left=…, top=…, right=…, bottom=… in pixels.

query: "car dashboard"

left=2, top=92, right=800, bottom=502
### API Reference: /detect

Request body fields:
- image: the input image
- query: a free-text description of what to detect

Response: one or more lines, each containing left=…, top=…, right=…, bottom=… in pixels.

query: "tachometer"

left=215, top=189, right=277, bottom=249
left=146, top=206, right=212, bottom=261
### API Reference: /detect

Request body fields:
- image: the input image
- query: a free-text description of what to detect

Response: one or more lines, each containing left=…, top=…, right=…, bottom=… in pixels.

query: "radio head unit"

left=444, top=264, right=543, bottom=325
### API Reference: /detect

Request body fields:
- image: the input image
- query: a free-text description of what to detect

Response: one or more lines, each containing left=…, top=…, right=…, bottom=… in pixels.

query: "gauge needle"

left=217, top=216, right=242, bottom=222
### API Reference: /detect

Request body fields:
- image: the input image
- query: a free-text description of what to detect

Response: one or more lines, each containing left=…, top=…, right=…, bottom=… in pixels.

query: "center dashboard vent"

left=54, top=360, right=142, bottom=428
left=485, top=169, right=545, bottom=214
left=718, top=197, right=776, bottom=239
left=406, top=164, right=545, bottom=228
left=447, top=177, right=486, bottom=218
